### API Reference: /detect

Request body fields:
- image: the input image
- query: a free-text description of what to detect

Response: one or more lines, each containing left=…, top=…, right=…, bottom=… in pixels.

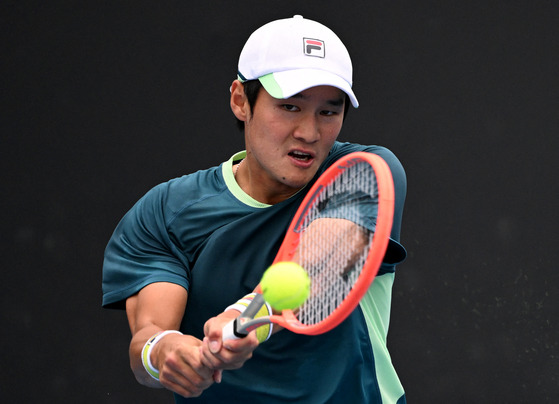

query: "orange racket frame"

left=245, top=152, right=396, bottom=336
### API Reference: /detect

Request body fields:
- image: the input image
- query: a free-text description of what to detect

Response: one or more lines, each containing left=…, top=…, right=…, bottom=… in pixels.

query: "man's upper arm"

left=126, top=282, right=188, bottom=335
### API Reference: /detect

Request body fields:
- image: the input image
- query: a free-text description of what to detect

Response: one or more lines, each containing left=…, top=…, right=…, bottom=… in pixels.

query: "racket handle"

left=222, top=318, right=246, bottom=341
left=222, top=294, right=266, bottom=341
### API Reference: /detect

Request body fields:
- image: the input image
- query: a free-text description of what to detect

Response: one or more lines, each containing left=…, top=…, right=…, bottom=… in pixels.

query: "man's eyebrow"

left=288, top=93, right=345, bottom=106
left=288, top=93, right=305, bottom=100
left=326, top=97, right=345, bottom=107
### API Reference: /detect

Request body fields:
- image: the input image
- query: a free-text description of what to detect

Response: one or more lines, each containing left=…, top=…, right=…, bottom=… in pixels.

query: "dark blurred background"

left=2, top=1, right=558, bottom=402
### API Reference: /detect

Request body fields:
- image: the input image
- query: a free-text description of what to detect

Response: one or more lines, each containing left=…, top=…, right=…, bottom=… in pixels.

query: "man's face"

left=243, top=85, right=345, bottom=203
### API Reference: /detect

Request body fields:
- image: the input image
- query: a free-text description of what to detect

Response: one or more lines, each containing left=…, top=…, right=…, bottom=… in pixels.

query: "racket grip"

left=222, top=294, right=266, bottom=341
left=222, top=318, right=246, bottom=341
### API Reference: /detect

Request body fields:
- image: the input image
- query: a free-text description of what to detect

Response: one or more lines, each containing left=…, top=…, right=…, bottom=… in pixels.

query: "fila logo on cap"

left=304, top=38, right=325, bottom=58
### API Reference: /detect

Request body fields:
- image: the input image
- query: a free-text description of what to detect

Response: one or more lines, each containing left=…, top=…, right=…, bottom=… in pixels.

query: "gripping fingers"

left=157, top=343, right=216, bottom=398
left=200, top=334, right=258, bottom=370
left=159, top=358, right=215, bottom=398
left=160, top=376, right=207, bottom=398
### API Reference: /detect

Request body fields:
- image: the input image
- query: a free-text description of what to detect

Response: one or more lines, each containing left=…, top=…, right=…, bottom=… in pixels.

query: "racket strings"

left=296, top=162, right=378, bottom=326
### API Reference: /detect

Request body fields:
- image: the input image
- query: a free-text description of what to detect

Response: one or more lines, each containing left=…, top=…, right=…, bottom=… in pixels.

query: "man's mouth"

left=289, top=150, right=313, bottom=162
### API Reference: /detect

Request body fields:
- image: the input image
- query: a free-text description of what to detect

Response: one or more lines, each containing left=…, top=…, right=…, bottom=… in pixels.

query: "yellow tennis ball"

left=261, top=262, right=310, bottom=311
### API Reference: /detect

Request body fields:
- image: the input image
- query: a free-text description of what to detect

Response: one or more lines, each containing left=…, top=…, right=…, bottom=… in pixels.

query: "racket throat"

left=235, top=293, right=271, bottom=336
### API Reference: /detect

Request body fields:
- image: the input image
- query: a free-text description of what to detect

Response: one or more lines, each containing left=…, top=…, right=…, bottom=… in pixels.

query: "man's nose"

left=292, top=114, right=320, bottom=143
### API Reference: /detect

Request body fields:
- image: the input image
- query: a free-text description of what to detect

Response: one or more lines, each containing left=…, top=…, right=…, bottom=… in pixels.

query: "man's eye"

left=321, top=110, right=339, bottom=116
left=282, top=104, right=299, bottom=112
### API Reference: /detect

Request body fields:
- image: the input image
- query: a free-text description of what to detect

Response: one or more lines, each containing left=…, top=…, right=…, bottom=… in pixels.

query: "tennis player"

left=103, top=15, right=407, bottom=403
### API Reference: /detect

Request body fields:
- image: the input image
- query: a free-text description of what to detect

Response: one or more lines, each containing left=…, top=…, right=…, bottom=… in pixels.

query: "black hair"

left=235, top=80, right=351, bottom=131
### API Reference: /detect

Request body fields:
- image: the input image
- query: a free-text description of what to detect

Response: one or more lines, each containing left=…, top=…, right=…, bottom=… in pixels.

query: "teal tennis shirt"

left=102, top=141, right=408, bottom=403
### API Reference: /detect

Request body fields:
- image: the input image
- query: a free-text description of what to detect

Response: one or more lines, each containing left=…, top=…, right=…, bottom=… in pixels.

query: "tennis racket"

left=222, top=151, right=395, bottom=340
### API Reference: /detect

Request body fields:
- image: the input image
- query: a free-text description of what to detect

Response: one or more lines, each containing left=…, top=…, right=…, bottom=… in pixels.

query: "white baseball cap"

left=237, top=15, right=359, bottom=108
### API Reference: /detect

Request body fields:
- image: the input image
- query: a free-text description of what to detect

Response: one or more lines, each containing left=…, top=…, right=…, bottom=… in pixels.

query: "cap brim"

left=259, top=69, right=359, bottom=108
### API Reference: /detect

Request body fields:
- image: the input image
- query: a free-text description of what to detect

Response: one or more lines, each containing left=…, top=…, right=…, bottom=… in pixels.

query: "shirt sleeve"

left=102, top=183, right=190, bottom=309
left=326, top=142, right=407, bottom=272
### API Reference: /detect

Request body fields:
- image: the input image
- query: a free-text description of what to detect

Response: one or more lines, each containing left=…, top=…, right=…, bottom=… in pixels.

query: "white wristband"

left=225, top=292, right=258, bottom=313
left=141, top=330, right=183, bottom=381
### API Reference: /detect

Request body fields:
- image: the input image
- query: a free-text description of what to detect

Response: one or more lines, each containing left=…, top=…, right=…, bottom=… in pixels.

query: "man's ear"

left=230, top=80, right=250, bottom=122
